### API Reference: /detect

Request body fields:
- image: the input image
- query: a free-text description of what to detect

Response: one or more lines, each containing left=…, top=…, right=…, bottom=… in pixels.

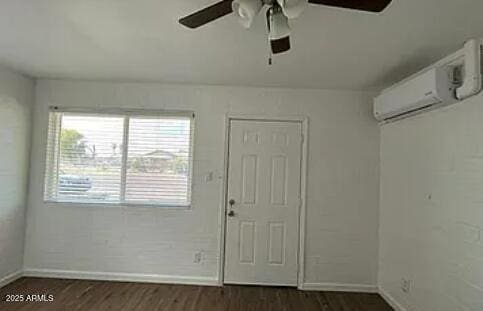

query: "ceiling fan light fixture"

left=178, top=0, right=394, bottom=59
left=269, top=7, right=291, bottom=54
left=232, top=0, right=263, bottom=29
left=276, top=0, right=308, bottom=19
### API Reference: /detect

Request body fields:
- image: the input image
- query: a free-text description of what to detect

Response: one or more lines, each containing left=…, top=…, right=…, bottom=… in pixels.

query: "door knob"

left=227, top=210, right=235, bottom=217
left=229, top=199, right=235, bottom=207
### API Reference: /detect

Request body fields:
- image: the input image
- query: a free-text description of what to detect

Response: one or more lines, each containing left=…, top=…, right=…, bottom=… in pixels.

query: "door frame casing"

left=217, top=114, right=309, bottom=289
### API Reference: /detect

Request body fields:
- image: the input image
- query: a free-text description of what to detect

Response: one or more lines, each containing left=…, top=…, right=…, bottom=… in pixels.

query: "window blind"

left=44, top=109, right=194, bottom=207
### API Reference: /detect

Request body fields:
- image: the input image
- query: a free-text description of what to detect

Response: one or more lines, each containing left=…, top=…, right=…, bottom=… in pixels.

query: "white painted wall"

left=379, top=93, right=483, bottom=310
left=24, top=80, right=380, bottom=288
left=0, top=66, right=34, bottom=285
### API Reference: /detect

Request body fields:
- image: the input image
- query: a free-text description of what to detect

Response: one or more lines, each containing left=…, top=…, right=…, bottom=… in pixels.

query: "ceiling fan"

left=179, top=0, right=392, bottom=57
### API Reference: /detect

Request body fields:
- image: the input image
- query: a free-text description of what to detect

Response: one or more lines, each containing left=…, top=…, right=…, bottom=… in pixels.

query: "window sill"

left=43, top=200, right=192, bottom=210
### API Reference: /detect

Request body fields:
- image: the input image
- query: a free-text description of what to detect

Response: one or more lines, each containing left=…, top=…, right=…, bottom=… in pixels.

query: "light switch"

left=205, top=171, right=213, bottom=182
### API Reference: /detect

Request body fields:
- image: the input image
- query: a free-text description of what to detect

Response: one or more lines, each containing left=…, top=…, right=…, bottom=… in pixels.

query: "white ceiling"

left=0, top=0, right=482, bottom=90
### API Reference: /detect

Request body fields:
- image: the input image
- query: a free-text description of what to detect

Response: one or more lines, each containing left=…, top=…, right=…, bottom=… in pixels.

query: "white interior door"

left=224, top=119, right=303, bottom=286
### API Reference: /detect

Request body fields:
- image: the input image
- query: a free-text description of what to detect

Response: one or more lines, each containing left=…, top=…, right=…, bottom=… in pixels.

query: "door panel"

left=270, top=155, right=288, bottom=205
left=268, top=222, right=285, bottom=265
left=239, top=221, right=256, bottom=264
left=241, top=155, right=258, bottom=205
left=224, top=120, right=302, bottom=286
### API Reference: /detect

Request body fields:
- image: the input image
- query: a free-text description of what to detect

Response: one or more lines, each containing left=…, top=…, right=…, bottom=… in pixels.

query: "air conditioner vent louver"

left=380, top=104, right=435, bottom=122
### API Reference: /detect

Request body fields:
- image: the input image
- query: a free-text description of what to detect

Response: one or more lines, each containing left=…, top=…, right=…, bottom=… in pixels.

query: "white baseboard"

left=378, top=287, right=408, bottom=311
left=23, top=268, right=219, bottom=286
left=4, top=268, right=409, bottom=311
left=0, top=270, right=23, bottom=288
left=301, top=282, right=378, bottom=293
left=302, top=282, right=410, bottom=310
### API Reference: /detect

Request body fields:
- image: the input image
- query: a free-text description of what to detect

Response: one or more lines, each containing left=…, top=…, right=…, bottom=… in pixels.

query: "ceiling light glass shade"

left=269, top=8, right=291, bottom=54
left=269, top=9, right=290, bottom=40
left=232, top=0, right=263, bottom=29
left=276, top=0, right=308, bottom=19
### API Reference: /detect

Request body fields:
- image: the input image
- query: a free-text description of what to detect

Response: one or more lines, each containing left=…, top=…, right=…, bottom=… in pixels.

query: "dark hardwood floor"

left=0, top=278, right=393, bottom=311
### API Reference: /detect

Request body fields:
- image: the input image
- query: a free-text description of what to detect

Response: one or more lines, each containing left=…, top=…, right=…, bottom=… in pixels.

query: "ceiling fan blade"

left=308, top=0, right=392, bottom=12
left=179, top=0, right=234, bottom=29
left=271, top=36, right=291, bottom=54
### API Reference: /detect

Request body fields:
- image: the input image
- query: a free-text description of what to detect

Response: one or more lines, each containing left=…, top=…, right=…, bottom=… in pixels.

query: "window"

left=44, top=108, right=194, bottom=207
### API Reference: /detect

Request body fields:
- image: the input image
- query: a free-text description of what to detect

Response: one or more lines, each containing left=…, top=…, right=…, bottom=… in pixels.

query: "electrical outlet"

left=194, top=252, right=202, bottom=264
left=401, top=278, right=411, bottom=293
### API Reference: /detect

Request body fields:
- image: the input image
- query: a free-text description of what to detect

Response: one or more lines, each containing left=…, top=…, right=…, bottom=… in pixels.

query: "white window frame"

left=43, top=106, right=195, bottom=209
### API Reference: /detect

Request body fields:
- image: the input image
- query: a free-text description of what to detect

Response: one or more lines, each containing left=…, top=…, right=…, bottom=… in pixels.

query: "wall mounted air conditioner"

left=374, top=39, right=482, bottom=123
left=374, top=67, right=457, bottom=122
